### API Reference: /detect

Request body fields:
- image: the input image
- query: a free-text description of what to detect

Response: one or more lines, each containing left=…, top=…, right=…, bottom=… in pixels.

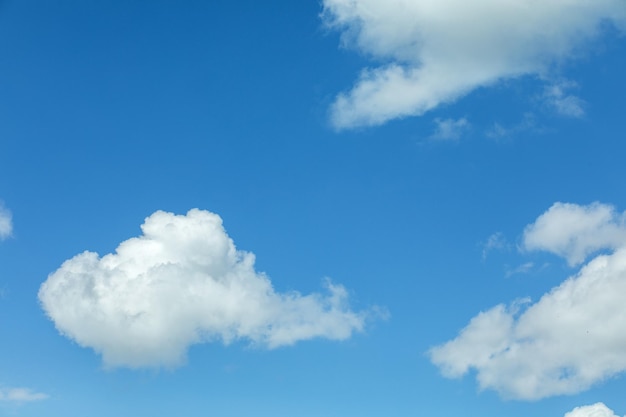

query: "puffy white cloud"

left=0, top=203, right=12, bottom=240
left=0, top=388, right=48, bottom=403
left=430, top=117, right=469, bottom=141
left=322, top=0, right=626, bottom=129
left=39, top=209, right=372, bottom=369
left=523, top=202, right=626, bottom=266
left=565, top=403, right=622, bottom=417
left=430, top=202, right=626, bottom=400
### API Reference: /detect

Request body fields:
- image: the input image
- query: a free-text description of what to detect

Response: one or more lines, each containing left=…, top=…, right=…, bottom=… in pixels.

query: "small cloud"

left=430, top=117, right=470, bottom=141
left=485, top=123, right=508, bottom=139
left=0, top=388, right=49, bottom=403
left=482, top=232, right=508, bottom=260
left=522, top=202, right=626, bottom=266
left=542, top=80, right=585, bottom=118
left=504, top=262, right=534, bottom=278
left=485, top=113, right=537, bottom=140
left=40, top=209, right=379, bottom=369
left=0, top=202, right=12, bottom=240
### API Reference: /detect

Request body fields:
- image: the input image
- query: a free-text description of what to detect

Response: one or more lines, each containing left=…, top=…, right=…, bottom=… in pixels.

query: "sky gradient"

left=1, top=1, right=626, bottom=416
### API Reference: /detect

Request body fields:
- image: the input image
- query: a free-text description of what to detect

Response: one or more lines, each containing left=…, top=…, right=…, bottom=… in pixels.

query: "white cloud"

left=523, top=202, right=626, bottom=266
left=0, top=203, right=12, bottom=240
left=322, top=0, right=626, bottom=129
left=39, top=209, right=373, bottom=369
left=430, top=117, right=469, bottom=141
left=542, top=81, right=585, bottom=118
left=0, top=388, right=48, bottom=403
left=430, top=202, right=626, bottom=400
left=565, top=403, right=622, bottom=417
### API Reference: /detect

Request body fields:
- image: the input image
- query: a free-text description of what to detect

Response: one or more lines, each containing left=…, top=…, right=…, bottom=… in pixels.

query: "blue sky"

left=1, top=0, right=626, bottom=416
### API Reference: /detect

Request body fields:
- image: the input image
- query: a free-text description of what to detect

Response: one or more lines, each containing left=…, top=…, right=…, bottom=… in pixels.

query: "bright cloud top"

left=322, top=0, right=626, bottom=129
left=0, top=203, right=12, bottom=240
left=430, top=202, right=626, bottom=400
left=0, top=388, right=48, bottom=403
left=565, top=403, right=623, bottom=417
left=39, top=209, right=370, bottom=369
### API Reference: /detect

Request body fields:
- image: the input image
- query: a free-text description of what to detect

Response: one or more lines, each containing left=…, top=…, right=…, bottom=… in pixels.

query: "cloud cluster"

left=322, top=0, right=626, bottom=128
left=39, top=209, right=371, bottom=368
left=565, top=403, right=622, bottom=417
left=0, top=388, right=48, bottom=403
left=430, top=202, right=626, bottom=400
left=0, top=203, right=12, bottom=240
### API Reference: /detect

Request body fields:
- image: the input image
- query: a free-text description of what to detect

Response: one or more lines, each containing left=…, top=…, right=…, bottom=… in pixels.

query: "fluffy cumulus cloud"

left=322, top=0, right=626, bottom=128
left=0, top=203, right=12, bottom=240
left=39, top=209, right=371, bottom=369
left=523, top=202, right=626, bottom=266
left=430, top=202, right=626, bottom=400
left=565, top=403, right=622, bottom=417
left=0, top=388, right=48, bottom=403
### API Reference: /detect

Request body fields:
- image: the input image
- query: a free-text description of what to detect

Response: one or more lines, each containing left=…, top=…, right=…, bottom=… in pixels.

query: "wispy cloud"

left=504, top=262, right=534, bottom=278
left=322, top=0, right=625, bottom=129
left=430, top=117, right=470, bottom=141
left=40, top=209, right=378, bottom=369
left=430, top=202, right=626, bottom=400
left=482, top=232, right=508, bottom=260
left=485, top=113, right=538, bottom=140
left=542, top=80, right=585, bottom=118
left=0, top=388, right=48, bottom=403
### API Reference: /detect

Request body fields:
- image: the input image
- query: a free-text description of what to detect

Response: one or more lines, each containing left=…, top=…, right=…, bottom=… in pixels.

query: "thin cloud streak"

left=0, top=203, right=12, bottom=240
left=0, top=388, right=49, bottom=403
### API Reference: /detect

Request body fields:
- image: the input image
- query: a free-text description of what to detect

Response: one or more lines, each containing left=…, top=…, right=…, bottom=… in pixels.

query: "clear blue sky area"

left=1, top=1, right=626, bottom=416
